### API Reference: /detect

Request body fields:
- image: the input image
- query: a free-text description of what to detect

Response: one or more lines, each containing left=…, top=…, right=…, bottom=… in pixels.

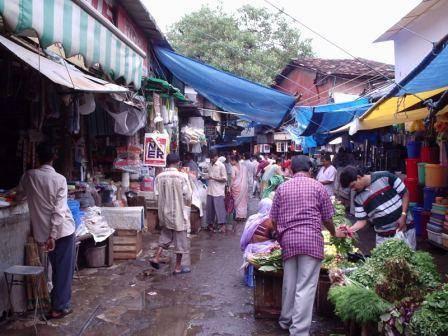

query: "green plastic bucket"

left=418, top=162, right=426, bottom=185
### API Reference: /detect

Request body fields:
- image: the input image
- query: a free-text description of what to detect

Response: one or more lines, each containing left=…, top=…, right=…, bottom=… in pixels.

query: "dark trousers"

left=48, top=233, right=75, bottom=311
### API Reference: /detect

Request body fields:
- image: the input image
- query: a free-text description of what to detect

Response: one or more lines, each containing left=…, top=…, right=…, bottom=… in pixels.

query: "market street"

left=2, top=198, right=344, bottom=336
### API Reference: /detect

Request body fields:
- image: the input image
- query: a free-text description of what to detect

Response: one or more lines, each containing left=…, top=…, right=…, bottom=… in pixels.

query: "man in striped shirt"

left=339, top=166, right=409, bottom=245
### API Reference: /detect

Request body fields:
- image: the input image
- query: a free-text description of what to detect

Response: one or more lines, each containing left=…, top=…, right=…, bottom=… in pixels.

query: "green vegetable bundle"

left=409, top=284, right=448, bottom=336
left=349, top=239, right=441, bottom=290
left=249, top=247, right=282, bottom=273
left=330, top=201, right=356, bottom=256
left=328, top=284, right=392, bottom=324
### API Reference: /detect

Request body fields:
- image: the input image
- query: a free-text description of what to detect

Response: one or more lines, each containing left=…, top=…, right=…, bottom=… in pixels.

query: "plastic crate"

left=442, top=233, right=448, bottom=249
left=428, top=229, right=443, bottom=245
left=244, top=264, right=254, bottom=288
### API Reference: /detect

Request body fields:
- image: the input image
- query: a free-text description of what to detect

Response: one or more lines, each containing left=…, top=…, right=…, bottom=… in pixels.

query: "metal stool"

left=4, top=265, right=46, bottom=329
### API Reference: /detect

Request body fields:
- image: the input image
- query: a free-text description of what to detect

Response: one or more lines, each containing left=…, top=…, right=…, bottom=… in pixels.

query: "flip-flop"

left=46, top=308, right=73, bottom=320
left=149, top=260, right=160, bottom=270
left=173, top=267, right=191, bottom=275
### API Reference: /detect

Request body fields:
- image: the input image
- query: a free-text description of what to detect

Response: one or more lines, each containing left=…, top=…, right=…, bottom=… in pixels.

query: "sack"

left=394, top=229, right=417, bottom=250
left=224, top=191, right=235, bottom=214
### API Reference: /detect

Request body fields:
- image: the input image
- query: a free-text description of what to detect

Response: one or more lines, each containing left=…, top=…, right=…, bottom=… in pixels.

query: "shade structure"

left=0, top=0, right=143, bottom=87
left=154, top=47, right=296, bottom=127
left=0, top=34, right=127, bottom=92
left=355, top=33, right=448, bottom=131
left=293, top=98, right=372, bottom=136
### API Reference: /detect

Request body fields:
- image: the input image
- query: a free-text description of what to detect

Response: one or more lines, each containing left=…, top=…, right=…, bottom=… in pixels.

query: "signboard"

left=205, top=124, right=218, bottom=139
left=144, top=133, right=169, bottom=167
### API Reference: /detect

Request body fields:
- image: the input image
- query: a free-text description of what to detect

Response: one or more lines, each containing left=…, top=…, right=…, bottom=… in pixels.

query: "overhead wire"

left=262, top=0, right=427, bottom=104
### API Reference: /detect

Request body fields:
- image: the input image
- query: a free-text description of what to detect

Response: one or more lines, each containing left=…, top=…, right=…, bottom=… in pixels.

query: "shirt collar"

left=293, top=172, right=310, bottom=178
left=166, top=167, right=178, bottom=172
left=39, top=164, right=56, bottom=172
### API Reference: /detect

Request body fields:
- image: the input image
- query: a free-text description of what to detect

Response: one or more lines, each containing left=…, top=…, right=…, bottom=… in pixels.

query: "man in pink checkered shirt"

left=271, top=155, right=343, bottom=335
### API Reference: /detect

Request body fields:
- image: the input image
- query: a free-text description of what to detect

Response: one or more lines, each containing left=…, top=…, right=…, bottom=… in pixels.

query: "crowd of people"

left=17, top=142, right=410, bottom=333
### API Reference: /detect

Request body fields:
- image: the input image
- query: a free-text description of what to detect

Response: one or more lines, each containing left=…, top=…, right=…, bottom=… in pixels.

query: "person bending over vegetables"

left=338, top=166, right=410, bottom=246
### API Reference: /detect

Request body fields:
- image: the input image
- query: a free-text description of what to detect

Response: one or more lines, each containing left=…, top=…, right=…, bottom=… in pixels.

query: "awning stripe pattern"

left=0, top=0, right=143, bottom=88
left=0, top=34, right=128, bottom=92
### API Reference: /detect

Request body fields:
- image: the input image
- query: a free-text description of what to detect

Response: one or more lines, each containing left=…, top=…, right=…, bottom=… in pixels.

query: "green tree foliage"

left=167, top=4, right=313, bottom=85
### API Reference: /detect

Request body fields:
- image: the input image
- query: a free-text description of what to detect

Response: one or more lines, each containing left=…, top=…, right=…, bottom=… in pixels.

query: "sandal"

left=46, top=308, right=73, bottom=320
left=173, top=267, right=191, bottom=275
left=149, top=259, right=160, bottom=270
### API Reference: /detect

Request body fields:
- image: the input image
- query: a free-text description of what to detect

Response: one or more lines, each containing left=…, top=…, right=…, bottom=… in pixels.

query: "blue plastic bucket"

left=423, top=187, right=437, bottom=211
left=406, top=141, right=421, bottom=158
left=412, top=206, right=424, bottom=236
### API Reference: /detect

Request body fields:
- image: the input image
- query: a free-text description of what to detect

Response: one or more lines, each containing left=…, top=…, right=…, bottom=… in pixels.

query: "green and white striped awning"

left=0, top=0, right=143, bottom=88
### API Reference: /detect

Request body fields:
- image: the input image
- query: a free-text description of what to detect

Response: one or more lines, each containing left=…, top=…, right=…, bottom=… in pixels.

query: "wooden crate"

left=314, top=269, right=334, bottom=317
left=113, top=229, right=142, bottom=260
left=253, top=269, right=283, bottom=319
left=146, top=208, right=159, bottom=233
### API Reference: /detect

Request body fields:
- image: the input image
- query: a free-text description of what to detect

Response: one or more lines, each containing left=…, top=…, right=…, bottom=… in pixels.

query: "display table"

left=100, top=207, right=144, bottom=260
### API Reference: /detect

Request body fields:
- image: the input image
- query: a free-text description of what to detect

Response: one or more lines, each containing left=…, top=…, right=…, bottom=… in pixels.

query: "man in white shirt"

left=150, top=153, right=192, bottom=274
left=18, top=143, right=75, bottom=319
left=316, top=154, right=337, bottom=197
left=241, top=153, right=256, bottom=198
left=206, top=149, right=228, bottom=232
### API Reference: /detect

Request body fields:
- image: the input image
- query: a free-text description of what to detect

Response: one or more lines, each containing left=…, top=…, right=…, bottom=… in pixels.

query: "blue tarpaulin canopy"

left=293, top=98, right=372, bottom=136
left=155, top=48, right=296, bottom=127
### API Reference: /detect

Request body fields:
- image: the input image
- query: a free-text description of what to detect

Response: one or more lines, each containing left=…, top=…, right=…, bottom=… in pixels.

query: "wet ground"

left=1, top=199, right=446, bottom=336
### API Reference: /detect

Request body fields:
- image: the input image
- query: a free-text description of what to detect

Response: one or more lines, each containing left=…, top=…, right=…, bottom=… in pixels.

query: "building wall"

left=275, top=67, right=376, bottom=106
left=0, top=206, right=30, bottom=316
left=393, top=0, right=448, bottom=81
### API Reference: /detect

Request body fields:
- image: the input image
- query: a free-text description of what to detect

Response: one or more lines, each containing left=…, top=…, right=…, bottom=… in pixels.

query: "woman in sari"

left=240, top=198, right=276, bottom=259
left=229, top=155, right=249, bottom=221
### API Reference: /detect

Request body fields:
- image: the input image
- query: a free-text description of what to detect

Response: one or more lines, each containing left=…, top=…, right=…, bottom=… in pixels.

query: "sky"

left=144, top=0, right=422, bottom=65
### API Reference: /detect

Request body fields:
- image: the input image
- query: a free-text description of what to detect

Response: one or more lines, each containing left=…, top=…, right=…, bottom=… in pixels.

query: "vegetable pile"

left=328, top=239, right=445, bottom=335
left=248, top=243, right=282, bottom=273
left=322, top=200, right=358, bottom=270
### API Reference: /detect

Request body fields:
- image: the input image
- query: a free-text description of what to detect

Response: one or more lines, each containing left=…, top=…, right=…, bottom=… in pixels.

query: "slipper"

left=173, top=267, right=191, bottom=275
left=149, top=260, right=160, bottom=270
left=46, top=308, right=73, bottom=320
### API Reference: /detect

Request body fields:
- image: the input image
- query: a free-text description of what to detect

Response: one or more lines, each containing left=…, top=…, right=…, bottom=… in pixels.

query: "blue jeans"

left=48, top=233, right=75, bottom=311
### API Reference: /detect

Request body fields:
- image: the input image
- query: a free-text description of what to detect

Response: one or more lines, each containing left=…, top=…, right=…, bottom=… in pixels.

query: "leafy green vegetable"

left=328, top=284, right=392, bottom=324
left=330, top=201, right=356, bottom=255
left=348, top=240, right=441, bottom=291
left=409, top=284, right=448, bottom=336
left=411, top=251, right=441, bottom=288
left=249, top=246, right=282, bottom=272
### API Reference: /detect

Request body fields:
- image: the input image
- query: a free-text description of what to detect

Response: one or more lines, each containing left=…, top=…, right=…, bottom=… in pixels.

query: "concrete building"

left=375, top=0, right=448, bottom=81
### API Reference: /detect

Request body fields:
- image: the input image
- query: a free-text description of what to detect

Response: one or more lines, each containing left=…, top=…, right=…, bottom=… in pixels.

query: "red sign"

left=144, top=133, right=169, bottom=167
left=116, top=5, right=148, bottom=75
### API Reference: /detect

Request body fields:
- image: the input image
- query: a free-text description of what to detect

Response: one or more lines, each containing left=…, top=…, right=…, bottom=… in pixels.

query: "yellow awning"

left=358, top=87, right=448, bottom=131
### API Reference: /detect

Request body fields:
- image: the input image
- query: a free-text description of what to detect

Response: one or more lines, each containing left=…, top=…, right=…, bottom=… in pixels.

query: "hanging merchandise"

left=98, top=94, right=147, bottom=136
left=144, top=132, right=169, bottom=167
left=113, top=145, right=143, bottom=173
left=78, top=93, right=96, bottom=115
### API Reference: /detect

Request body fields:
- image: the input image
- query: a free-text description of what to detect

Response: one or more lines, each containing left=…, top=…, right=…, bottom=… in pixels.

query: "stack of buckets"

left=406, top=141, right=446, bottom=240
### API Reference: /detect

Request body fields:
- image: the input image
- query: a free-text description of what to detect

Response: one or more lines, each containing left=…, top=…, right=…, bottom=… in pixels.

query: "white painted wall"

left=393, top=0, right=448, bottom=81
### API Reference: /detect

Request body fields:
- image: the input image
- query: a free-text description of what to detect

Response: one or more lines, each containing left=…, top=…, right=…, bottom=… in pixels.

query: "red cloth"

left=256, top=160, right=269, bottom=176
left=270, top=172, right=335, bottom=261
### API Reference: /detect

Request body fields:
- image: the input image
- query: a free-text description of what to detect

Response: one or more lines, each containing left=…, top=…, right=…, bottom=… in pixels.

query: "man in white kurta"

left=316, top=154, right=337, bottom=197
